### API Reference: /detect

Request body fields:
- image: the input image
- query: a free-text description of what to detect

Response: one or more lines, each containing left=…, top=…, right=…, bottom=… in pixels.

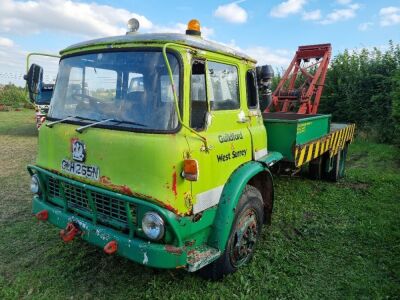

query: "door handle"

left=237, top=117, right=249, bottom=123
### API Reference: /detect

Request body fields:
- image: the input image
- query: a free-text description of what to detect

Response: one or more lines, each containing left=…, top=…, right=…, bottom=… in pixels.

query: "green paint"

left=32, top=197, right=188, bottom=269
left=263, top=113, right=331, bottom=161
left=208, top=161, right=273, bottom=251
left=257, top=151, right=283, bottom=166
left=28, top=33, right=289, bottom=271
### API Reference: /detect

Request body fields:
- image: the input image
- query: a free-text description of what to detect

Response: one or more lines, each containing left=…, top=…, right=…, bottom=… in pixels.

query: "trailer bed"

left=293, top=123, right=355, bottom=167
left=263, top=113, right=355, bottom=168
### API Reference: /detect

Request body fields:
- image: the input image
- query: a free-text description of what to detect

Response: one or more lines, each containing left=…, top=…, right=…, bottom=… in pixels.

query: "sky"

left=0, top=0, right=399, bottom=86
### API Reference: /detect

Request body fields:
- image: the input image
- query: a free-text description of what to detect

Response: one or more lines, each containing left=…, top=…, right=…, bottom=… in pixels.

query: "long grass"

left=0, top=110, right=399, bottom=299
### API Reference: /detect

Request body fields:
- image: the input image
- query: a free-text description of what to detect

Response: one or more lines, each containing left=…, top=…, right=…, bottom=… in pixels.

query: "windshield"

left=48, top=51, right=180, bottom=131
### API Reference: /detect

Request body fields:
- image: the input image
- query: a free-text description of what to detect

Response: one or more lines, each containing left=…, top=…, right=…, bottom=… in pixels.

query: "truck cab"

left=27, top=19, right=353, bottom=280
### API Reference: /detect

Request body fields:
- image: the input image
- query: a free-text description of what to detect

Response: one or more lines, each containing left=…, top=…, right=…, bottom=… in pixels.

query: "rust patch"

left=46, top=167, right=189, bottom=216
left=165, top=245, right=183, bottom=255
left=164, top=203, right=179, bottom=215
left=184, top=240, right=195, bottom=247
left=184, top=192, right=193, bottom=210
left=172, top=170, right=177, bottom=197
left=175, top=265, right=186, bottom=269
left=49, top=168, right=61, bottom=175
left=192, top=213, right=202, bottom=223
left=100, top=176, right=133, bottom=196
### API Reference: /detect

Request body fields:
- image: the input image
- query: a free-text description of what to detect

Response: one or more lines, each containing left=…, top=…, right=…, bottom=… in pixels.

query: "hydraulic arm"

left=266, top=44, right=331, bottom=114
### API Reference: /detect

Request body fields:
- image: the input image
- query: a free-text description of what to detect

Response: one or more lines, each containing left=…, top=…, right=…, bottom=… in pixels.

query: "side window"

left=207, top=61, right=239, bottom=111
left=246, top=69, right=258, bottom=109
left=190, top=60, right=208, bottom=130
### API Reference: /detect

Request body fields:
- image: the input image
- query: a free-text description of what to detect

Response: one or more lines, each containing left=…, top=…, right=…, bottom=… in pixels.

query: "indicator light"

left=182, top=159, right=199, bottom=181
left=186, top=19, right=201, bottom=36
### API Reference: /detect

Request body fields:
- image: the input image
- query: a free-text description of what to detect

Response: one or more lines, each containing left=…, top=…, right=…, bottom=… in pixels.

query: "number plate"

left=61, top=159, right=100, bottom=181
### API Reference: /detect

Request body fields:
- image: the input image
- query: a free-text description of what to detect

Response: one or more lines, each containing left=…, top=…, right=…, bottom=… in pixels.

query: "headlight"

left=142, top=212, right=165, bottom=241
left=30, top=174, right=40, bottom=194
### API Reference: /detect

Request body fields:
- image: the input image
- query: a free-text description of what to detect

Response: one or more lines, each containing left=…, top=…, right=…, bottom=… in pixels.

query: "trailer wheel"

left=199, top=185, right=264, bottom=280
left=326, top=144, right=348, bottom=181
left=309, top=156, right=323, bottom=180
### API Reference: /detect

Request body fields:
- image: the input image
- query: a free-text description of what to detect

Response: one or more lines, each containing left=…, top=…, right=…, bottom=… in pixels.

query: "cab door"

left=245, top=69, right=268, bottom=160
left=185, top=59, right=252, bottom=214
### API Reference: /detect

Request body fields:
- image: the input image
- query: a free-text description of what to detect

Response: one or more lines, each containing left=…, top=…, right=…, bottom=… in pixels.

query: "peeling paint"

left=165, top=245, right=183, bottom=255
left=172, top=168, right=177, bottom=197
left=100, top=176, right=133, bottom=196
left=95, top=228, right=111, bottom=241
left=164, top=203, right=179, bottom=214
left=184, top=192, right=193, bottom=210
left=143, top=252, right=148, bottom=264
left=69, top=217, right=89, bottom=231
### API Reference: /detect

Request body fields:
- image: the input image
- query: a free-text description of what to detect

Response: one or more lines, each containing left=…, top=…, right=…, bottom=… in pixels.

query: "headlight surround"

left=141, top=211, right=165, bottom=241
left=30, top=174, right=40, bottom=194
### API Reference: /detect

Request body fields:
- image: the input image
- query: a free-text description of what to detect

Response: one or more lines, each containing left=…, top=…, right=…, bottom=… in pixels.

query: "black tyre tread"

left=309, top=157, right=323, bottom=180
left=198, top=185, right=264, bottom=280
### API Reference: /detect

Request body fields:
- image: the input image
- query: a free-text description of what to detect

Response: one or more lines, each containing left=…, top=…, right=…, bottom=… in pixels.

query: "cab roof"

left=60, top=33, right=256, bottom=63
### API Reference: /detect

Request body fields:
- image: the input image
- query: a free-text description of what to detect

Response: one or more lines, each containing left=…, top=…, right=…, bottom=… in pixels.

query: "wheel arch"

left=207, top=161, right=274, bottom=252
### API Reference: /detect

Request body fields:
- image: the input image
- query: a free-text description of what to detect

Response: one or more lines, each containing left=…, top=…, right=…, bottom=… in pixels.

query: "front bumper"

left=28, top=165, right=189, bottom=269
left=32, top=196, right=187, bottom=269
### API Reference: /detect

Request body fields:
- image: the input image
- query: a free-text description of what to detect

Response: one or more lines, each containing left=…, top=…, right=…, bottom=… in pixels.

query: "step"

left=187, top=245, right=221, bottom=272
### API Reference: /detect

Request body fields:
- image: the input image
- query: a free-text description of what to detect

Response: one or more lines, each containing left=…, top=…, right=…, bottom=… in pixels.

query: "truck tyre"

left=199, top=185, right=264, bottom=280
left=309, top=156, right=323, bottom=180
left=326, top=144, right=348, bottom=182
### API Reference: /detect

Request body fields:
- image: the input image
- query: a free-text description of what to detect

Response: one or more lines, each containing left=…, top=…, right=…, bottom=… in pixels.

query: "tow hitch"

left=35, top=210, right=48, bottom=221
left=59, top=222, right=81, bottom=242
left=104, top=240, right=118, bottom=255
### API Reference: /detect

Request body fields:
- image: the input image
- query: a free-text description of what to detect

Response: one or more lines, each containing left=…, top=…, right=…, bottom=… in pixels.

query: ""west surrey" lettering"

left=217, top=149, right=247, bottom=162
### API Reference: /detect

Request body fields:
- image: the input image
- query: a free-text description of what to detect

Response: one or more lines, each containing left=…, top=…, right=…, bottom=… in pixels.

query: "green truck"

left=26, top=19, right=355, bottom=280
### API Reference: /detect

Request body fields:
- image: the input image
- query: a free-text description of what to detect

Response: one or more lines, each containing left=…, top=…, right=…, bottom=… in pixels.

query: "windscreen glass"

left=48, top=51, right=180, bottom=131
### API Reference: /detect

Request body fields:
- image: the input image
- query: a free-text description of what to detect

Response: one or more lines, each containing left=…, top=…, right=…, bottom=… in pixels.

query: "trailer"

left=25, top=18, right=355, bottom=280
left=264, top=113, right=355, bottom=180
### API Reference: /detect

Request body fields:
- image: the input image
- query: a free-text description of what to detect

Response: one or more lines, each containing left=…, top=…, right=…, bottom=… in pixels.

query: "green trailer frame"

left=263, top=112, right=355, bottom=168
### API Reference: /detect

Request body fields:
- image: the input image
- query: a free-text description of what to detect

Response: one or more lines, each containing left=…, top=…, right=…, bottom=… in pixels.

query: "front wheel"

left=199, top=185, right=264, bottom=280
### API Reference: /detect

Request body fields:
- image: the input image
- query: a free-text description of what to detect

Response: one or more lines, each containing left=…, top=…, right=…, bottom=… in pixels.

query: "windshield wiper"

left=109, top=119, right=147, bottom=128
left=46, top=116, right=76, bottom=128
left=76, top=118, right=115, bottom=133
left=75, top=118, right=147, bottom=133
left=46, top=115, right=97, bottom=128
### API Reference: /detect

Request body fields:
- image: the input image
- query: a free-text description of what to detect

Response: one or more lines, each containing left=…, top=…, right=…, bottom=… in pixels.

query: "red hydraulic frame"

left=266, top=43, right=331, bottom=114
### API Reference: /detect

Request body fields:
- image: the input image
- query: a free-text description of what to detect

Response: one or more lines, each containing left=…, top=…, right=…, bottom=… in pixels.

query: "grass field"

left=0, top=109, right=399, bottom=299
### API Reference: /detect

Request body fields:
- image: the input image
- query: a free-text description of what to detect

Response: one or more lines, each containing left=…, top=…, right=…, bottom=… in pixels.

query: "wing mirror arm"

left=162, top=43, right=211, bottom=150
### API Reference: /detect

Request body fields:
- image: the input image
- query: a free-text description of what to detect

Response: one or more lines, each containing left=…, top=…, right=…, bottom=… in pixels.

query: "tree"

left=0, top=84, right=27, bottom=108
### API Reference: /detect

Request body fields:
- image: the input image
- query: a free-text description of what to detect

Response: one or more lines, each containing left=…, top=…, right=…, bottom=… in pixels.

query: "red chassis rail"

left=266, top=43, right=331, bottom=114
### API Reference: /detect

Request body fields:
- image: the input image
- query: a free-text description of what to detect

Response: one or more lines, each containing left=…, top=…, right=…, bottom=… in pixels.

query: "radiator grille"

left=47, top=177, right=134, bottom=228
left=93, top=192, right=127, bottom=223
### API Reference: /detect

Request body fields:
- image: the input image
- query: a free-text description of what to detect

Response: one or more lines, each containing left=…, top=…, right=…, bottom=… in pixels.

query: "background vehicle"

left=25, top=19, right=354, bottom=280
left=24, top=53, right=59, bottom=128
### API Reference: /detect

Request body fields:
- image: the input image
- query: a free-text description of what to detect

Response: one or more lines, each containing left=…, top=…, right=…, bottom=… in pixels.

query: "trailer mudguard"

left=207, top=156, right=277, bottom=252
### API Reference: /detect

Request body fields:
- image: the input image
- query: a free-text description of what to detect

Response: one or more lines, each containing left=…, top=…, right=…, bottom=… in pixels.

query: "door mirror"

left=24, top=64, right=44, bottom=103
left=256, top=64, right=274, bottom=111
